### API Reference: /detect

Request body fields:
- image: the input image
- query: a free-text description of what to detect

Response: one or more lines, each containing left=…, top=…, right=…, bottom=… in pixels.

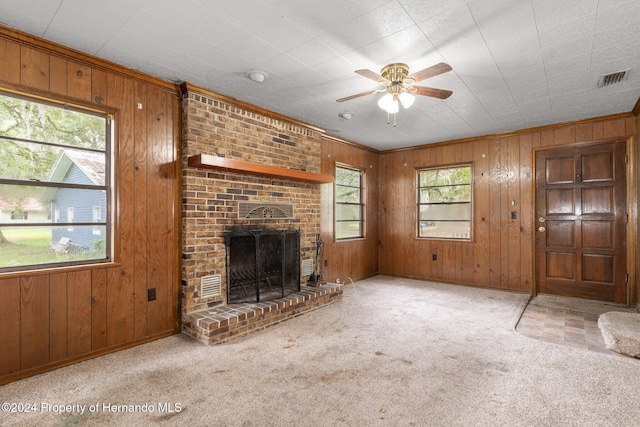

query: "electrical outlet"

left=511, top=211, right=517, bottom=219
left=147, top=288, right=156, bottom=301
left=324, top=259, right=328, bottom=267
left=432, top=253, right=437, bottom=261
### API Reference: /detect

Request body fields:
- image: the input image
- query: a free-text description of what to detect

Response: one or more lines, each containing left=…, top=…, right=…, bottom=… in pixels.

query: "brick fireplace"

left=179, top=83, right=342, bottom=344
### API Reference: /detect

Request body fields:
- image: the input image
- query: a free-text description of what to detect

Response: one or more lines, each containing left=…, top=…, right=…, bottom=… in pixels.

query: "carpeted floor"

left=1, top=276, right=640, bottom=427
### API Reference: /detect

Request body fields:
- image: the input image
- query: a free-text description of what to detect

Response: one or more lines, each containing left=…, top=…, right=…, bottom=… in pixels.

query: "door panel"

left=535, top=141, right=627, bottom=303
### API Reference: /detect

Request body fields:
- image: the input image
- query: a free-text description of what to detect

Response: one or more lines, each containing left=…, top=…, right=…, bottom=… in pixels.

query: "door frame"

left=532, top=137, right=636, bottom=307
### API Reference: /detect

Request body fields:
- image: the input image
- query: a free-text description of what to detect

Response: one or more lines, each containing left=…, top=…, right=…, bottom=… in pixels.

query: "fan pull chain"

left=386, top=112, right=397, bottom=127
left=387, top=113, right=396, bottom=127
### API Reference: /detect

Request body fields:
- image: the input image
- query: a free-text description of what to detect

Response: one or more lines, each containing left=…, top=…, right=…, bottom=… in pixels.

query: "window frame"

left=416, top=163, right=473, bottom=241
left=334, top=163, right=365, bottom=241
left=0, top=90, right=113, bottom=273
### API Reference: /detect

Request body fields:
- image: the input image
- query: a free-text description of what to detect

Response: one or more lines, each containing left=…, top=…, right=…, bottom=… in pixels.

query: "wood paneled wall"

left=379, top=115, right=637, bottom=303
left=320, top=136, right=379, bottom=283
left=0, top=26, right=181, bottom=384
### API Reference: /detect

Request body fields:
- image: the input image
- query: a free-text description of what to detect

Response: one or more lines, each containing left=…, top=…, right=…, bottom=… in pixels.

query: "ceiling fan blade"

left=355, top=69, right=390, bottom=84
left=409, top=86, right=453, bottom=99
left=406, top=62, right=452, bottom=83
left=336, top=88, right=385, bottom=103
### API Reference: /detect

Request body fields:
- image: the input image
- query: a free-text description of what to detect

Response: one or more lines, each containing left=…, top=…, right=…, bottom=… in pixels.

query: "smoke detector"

left=245, top=70, right=268, bottom=83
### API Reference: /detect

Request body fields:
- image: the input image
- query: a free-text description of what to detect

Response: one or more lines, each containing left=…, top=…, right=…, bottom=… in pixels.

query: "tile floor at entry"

left=516, top=294, right=638, bottom=356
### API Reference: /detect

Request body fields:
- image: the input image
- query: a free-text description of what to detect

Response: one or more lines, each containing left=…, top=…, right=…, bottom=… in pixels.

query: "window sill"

left=335, top=237, right=366, bottom=243
left=0, top=261, right=121, bottom=279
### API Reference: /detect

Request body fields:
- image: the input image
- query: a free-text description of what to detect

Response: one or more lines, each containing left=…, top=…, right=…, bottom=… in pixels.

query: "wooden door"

left=535, top=141, right=627, bottom=304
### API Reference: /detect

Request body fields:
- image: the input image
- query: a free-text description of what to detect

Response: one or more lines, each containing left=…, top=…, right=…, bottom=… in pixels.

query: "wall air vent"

left=238, top=201, right=294, bottom=219
left=597, top=70, right=629, bottom=87
left=201, top=274, right=221, bottom=299
left=301, top=258, right=314, bottom=277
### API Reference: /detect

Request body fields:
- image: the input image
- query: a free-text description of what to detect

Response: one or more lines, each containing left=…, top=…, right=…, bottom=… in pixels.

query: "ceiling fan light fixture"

left=378, top=93, right=399, bottom=114
left=399, top=92, right=415, bottom=109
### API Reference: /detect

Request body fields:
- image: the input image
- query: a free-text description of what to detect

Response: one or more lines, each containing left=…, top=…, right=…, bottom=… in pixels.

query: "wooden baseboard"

left=0, top=330, right=177, bottom=386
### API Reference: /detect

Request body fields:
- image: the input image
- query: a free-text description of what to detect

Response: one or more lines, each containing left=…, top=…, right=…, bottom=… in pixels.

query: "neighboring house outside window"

left=0, top=91, right=111, bottom=271
left=67, top=207, right=74, bottom=231
left=335, top=164, right=364, bottom=240
left=417, top=164, right=472, bottom=240
left=93, top=206, right=102, bottom=235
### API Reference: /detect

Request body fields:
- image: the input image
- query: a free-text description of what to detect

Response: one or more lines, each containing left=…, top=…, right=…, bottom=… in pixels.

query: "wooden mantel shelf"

left=187, top=154, right=334, bottom=184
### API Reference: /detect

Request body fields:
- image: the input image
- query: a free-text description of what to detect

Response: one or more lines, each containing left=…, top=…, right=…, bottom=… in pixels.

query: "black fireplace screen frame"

left=224, top=228, right=300, bottom=304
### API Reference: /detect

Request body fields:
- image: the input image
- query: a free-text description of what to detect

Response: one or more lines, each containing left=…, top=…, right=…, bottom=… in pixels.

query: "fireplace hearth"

left=225, top=228, right=300, bottom=303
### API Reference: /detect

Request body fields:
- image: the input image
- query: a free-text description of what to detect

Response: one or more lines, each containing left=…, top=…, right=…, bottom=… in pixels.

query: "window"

left=417, top=165, right=472, bottom=240
left=335, top=164, right=364, bottom=240
left=0, top=91, right=111, bottom=271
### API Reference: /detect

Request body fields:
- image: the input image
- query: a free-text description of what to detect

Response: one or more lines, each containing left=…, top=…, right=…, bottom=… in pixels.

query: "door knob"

left=538, top=217, right=545, bottom=223
left=538, top=226, right=546, bottom=232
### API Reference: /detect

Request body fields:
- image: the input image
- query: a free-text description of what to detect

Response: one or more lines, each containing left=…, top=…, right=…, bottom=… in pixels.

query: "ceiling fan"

left=336, top=62, right=453, bottom=125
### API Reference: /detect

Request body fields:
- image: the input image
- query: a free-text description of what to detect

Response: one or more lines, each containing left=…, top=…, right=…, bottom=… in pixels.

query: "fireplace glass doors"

left=225, top=228, right=300, bottom=303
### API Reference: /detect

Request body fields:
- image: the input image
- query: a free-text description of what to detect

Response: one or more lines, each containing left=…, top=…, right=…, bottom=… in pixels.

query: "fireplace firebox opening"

left=225, top=228, right=300, bottom=303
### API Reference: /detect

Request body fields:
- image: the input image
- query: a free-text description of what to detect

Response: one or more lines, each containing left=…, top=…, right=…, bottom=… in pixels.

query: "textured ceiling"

left=1, top=0, right=639, bottom=150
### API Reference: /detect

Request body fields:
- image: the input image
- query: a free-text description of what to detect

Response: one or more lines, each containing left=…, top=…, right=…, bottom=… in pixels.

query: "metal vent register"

left=238, top=202, right=294, bottom=219
left=597, top=70, right=629, bottom=87
left=201, top=274, right=221, bottom=298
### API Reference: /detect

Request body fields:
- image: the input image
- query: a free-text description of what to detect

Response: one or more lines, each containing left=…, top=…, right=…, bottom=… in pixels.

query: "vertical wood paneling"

left=106, top=267, right=134, bottom=346
left=20, top=46, right=49, bottom=91
left=519, top=134, right=533, bottom=292
left=0, top=278, right=20, bottom=375
left=146, top=86, right=170, bottom=334
left=0, top=39, right=20, bottom=83
left=49, top=56, right=67, bottom=96
left=473, top=140, right=490, bottom=285
left=67, top=270, right=92, bottom=357
left=134, top=81, right=149, bottom=338
left=442, top=241, right=458, bottom=282
left=507, top=136, right=521, bottom=290
left=67, top=61, right=92, bottom=101
left=107, top=73, right=136, bottom=346
left=488, top=140, right=503, bottom=287
left=593, top=122, right=605, bottom=140
left=576, top=123, right=593, bottom=142
left=321, top=138, right=379, bottom=282
left=49, top=273, right=68, bottom=362
left=20, top=276, right=49, bottom=369
left=91, top=68, right=107, bottom=105
left=604, top=118, right=625, bottom=138
left=91, top=269, right=108, bottom=351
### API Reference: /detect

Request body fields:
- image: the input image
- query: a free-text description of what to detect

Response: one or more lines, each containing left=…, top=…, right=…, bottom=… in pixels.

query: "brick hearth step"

left=183, top=283, right=344, bottom=345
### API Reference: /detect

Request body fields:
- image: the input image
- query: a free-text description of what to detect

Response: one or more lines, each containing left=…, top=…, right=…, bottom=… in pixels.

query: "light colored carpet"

left=598, top=312, right=640, bottom=358
left=1, top=276, right=640, bottom=427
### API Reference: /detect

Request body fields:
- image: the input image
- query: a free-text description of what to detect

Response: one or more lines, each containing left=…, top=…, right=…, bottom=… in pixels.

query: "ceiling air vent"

left=597, top=70, right=629, bottom=88
left=201, top=274, right=221, bottom=299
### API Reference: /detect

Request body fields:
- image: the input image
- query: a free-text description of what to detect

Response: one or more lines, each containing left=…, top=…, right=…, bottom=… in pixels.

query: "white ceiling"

left=1, top=0, right=639, bottom=151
